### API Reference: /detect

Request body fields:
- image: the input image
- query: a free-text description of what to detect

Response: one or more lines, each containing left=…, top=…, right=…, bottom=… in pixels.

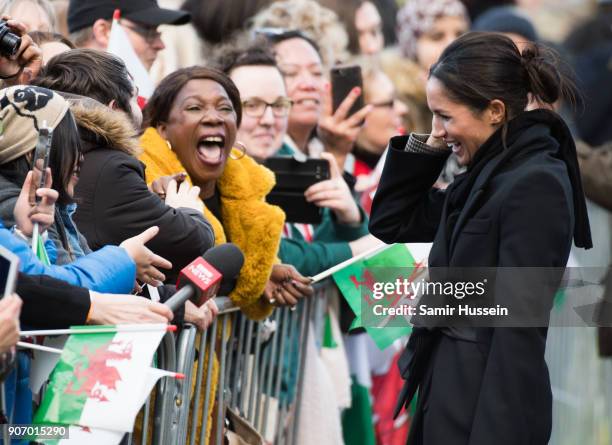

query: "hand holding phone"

left=304, top=152, right=361, bottom=225
left=28, top=125, right=52, bottom=206
left=318, top=65, right=372, bottom=166
left=331, top=65, right=365, bottom=117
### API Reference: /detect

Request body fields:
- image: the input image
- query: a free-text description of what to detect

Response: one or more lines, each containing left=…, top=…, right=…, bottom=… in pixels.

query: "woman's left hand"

left=317, top=83, right=372, bottom=168
left=184, top=299, right=219, bottom=330
left=264, top=264, right=314, bottom=308
left=13, top=169, right=58, bottom=237
left=304, top=152, right=361, bottom=225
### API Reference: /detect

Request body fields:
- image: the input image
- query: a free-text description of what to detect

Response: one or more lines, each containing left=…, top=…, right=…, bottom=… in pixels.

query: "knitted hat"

left=0, top=86, right=69, bottom=164
left=397, top=0, right=470, bottom=61
left=472, top=6, right=538, bottom=43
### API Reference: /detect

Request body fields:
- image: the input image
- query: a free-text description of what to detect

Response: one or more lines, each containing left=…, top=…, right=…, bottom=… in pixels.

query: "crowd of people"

left=0, top=0, right=610, bottom=444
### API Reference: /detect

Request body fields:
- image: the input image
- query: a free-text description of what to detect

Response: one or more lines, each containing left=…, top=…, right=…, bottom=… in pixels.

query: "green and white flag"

left=332, top=243, right=431, bottom=350
left=33, top=325, right=167, bottom=433
left=33, top=367, right=180, bottom=445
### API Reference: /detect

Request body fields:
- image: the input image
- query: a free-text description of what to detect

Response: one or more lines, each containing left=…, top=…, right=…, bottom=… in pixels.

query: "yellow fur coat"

left=140, top=127, right=284, bottom=321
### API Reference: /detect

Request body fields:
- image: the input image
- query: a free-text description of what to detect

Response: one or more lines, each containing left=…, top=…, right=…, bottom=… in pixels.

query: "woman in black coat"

left=369, top=32, right=592, bottom=445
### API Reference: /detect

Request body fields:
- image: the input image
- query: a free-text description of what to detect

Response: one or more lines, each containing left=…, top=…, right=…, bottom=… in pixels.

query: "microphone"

left=164, top=243, right=244, bottom=312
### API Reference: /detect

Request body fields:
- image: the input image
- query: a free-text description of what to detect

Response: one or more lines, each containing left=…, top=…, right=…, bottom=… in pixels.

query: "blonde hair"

left=0, top=0, right=57, bottom=31
left=250, top=0, right=349, bottom=68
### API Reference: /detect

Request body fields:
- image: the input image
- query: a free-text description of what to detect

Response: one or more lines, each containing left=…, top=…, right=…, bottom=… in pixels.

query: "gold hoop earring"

left=165, top=140, right=172, bottom=151
left=230, top=141, right=247, bottom=160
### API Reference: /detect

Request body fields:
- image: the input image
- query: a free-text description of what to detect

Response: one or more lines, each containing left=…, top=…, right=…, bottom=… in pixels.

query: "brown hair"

left=143, top=66, right=242, bottom=129
left=29, top=31, right=75, bottom=49
left=430, top=32, right=579, bottom=141
left=32, top=49, right=133, bottom=114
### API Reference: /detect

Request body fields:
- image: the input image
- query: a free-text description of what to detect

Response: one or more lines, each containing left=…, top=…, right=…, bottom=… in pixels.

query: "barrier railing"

left=130, top=292, right=322, bottom=445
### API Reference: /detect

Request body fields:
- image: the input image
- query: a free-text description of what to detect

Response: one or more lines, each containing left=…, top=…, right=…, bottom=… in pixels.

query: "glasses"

left=121, top=21, right=162, bottom=43
left=242, top=98, right=293, bottom=118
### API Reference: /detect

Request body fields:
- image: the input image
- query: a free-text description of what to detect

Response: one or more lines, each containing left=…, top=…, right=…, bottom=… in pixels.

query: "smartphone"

left=28, top=125, right=53, bottom=206
left=264, top=157, right=331, bottom=224
left=0, top=245, right=19, bottom=299
left=331, top=64, right=365, bottom=117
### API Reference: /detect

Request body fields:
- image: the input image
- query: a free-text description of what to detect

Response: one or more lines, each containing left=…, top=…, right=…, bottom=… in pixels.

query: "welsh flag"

left=32, top=325, right=170, bottom=442
left=332, top=243, right=431, bottom=350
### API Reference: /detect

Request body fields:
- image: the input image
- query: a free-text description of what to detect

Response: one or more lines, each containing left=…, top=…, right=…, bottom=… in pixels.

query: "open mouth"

left=197, top=135, right=226, bottom=164
left=295, top=98, right=320, bottom=107
left=447, top=142, right=462, bottom=154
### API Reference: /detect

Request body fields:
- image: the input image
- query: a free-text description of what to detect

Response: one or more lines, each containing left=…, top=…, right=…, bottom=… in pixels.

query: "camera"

left=0, top=20, right=21, bottom=58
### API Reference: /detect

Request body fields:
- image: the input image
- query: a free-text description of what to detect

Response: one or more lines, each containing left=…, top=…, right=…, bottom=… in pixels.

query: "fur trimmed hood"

left=70, top=102, right=142, bottom=157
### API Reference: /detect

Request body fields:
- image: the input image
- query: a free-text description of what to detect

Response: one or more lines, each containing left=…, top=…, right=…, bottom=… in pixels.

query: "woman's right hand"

left=164, top=179, right=203, bottom=213
left=149, top=172, right=187, bottom=198
left=88, top=292, right=173, bottom=325
left=120, top=226, right=172, bottom=286
left=0, top=294, right=22, bottom=354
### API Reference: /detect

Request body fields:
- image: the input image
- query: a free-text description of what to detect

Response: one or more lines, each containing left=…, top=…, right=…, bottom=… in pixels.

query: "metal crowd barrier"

left=129, top=291, right=324, bottom=445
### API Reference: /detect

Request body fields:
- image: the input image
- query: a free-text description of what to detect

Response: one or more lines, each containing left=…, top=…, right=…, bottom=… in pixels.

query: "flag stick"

left=310, top=242, right=389, bottom=283
left=20, top=324, right=176, bottom=337
left=17, top=341, right=62, bottom=354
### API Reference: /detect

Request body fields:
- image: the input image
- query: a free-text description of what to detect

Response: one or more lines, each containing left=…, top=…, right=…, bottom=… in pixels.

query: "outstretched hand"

left=264, top=264, right=314, bottom=308
left=120, top=227, right=172, bottom=287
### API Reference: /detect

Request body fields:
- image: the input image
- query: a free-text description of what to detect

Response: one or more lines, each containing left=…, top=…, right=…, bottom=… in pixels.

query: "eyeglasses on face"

left=121, top=20, right=162, bottom=43
left=241, top=97, right=293, bottom=118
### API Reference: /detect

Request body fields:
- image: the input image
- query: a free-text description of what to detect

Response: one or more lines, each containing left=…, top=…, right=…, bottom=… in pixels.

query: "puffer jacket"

left=0, top=220, right=136, bottom=293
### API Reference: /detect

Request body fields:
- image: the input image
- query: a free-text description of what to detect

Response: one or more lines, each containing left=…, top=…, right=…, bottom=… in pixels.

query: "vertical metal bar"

left=230, top=315, right=247, bottom=409
left=153, top=331, right=177, bottom=445
left=290, top=298, right=313, bottom=445
left=277, top=307, right=299, bottom=445
left=271, top=308, right=290, bottom=444
left=247, top=321, right=263, bottom=422
left=215, top=315, right=230, bottom=445
left=223, top=312, right=236, bottom=402
left=189, top=328, right=209, bottom=445
left=175, top=326, right=197, bottom=445
left=140, top=395, right=151, bottom=445
left=254, top=324, right=272, bottom=431
left=261, top=310, right=281, bottom=439
left=199, top=318, right=218, bottom=445
left=239, top=319, right=255, bottom=414
left=0, top=383, right=9, bottom=445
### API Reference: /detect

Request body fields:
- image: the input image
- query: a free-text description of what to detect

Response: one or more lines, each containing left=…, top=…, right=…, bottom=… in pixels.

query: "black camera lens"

left=0, top=20, right=22, bottom=58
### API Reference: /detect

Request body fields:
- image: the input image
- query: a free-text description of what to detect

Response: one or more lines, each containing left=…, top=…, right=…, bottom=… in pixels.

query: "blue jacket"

left=0, top=221, right=136, bottom=294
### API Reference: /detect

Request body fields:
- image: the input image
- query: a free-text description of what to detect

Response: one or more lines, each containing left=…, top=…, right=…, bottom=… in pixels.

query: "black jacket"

left=370, top=112, right=584, bottom=445
left=71, top=105, right=215, bottom=283
left=17, top=273, right=90, bottom=329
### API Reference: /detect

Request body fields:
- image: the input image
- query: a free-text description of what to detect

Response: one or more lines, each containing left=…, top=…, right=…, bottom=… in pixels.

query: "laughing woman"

left=140, top=66, right=313, bottom=317
left=369, top=32, right=592, bottom=445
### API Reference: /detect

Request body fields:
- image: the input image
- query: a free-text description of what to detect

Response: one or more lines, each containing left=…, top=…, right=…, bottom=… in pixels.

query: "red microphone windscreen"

left=176, top=257, right=222, bottom=305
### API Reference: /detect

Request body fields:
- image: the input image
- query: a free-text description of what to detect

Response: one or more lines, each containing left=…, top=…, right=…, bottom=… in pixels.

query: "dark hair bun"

left=521, top=45, right=562, bottom=105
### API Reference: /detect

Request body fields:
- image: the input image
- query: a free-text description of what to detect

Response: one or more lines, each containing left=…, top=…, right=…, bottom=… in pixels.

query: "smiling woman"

left=369, top=32, right=592, bottom=445
left=141, top=66, right=314, bottom=319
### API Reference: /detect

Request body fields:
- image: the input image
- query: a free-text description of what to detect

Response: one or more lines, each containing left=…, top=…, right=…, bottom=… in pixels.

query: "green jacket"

left=276, top=143, right=369, bottom=276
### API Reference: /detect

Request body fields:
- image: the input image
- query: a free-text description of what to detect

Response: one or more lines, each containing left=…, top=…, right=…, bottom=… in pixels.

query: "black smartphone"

left=331, top=64, right=365, bottom=117
left=264, top=157, right=331, bottom=224
left=29, top=126, right=52, bottom=206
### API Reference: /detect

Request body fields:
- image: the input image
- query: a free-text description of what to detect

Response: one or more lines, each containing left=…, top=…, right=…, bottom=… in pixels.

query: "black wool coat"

left=72, top=107, right=215, bottom=283
left=369, top=118, right=576, bottom=445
